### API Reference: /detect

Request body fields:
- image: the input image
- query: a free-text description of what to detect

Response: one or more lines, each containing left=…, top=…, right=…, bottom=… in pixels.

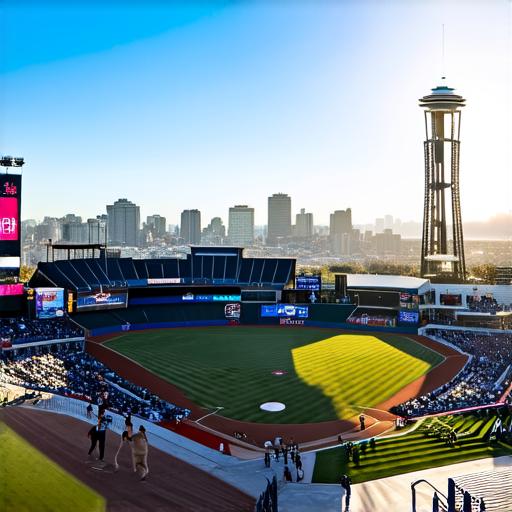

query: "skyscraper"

left=295, top=208, right=314, bottom=238
left=146, top=214, right=167, bottom=238
left=87, top=215, right=107, bottom=244
left=60, top=214, right=87, bottom=243
left=202, top=217, right=225, bottom=245
left=329, top=209, right=352, bottom=255
left=106, top=198, right=140, bottom=246
left=180, top=209, right=201, bottom=245
left=267, top=193, right=291, bottom=246
left=420, top=81, right=466, bottom=282
left=228, top=205, right=254, bottom=247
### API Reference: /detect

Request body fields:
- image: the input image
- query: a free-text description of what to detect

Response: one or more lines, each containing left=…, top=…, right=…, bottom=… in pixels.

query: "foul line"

left=195, top=407, right=224, bottom=424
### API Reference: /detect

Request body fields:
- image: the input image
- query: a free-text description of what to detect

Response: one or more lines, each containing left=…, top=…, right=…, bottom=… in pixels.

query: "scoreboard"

left=0, top=174, right=22, bottom=307
left=296, top=275, right=321, bottom=291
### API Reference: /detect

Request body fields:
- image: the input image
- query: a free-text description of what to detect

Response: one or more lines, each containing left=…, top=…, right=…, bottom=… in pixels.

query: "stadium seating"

left=30, top=252, right=295, bottom=292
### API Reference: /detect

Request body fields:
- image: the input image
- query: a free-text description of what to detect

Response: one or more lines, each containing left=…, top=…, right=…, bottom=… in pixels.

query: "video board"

left=398, top=310, right=420, bottom=324
left=0, top=174, right=21, bottom=257
left=399, top=292, right=420, bottom=310
left=0, top=174, right=22, bottom=303
left=35, top=288, right=65, bottom=319
left=440, top=294, right=462, bottom=306
left=296, top=275, right=321, bottom=291
left=77, top=290, right=128, bottom=311
left=224, top=303, right=241, bottom=319
left=261, top=304, right=309, bottom=318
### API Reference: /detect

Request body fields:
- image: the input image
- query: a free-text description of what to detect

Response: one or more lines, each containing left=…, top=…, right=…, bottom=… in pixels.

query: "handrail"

left=412, top=479, right=449, bottom=512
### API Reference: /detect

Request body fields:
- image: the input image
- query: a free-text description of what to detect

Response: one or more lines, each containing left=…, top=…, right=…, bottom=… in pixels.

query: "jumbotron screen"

left=77, top=290, right=128, bottom=311
left=296, top=275, right=321, bottom=291
left=0, top=174, right=21, bottom=258
left=0, top=175, right=22, bottom=301
left=35, top=288, right=65, bottom=319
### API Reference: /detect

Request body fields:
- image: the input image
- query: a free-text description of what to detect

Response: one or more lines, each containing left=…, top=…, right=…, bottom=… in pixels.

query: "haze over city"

left=1, top=1, right=510, bottom=228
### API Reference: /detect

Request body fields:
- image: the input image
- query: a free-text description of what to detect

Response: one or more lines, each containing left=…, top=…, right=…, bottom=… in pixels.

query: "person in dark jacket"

left=87, top=424, right=98, bottom=459
left=96, top=411, right=109, bottom=462
left=340, top=474, right=352, bottom=511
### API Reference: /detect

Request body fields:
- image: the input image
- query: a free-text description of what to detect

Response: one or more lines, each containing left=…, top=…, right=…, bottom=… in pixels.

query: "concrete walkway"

left=279, top=455, right=512, bottom=512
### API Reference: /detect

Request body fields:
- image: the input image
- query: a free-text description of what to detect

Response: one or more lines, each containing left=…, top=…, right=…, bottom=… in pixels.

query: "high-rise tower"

left=419, top=82, right=466, bottom=282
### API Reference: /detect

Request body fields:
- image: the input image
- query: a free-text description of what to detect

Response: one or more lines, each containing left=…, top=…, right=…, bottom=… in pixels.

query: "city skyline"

left=1, top=2, right=510, bottom=226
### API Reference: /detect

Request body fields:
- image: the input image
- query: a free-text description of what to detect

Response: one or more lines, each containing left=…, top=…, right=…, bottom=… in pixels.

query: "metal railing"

left=412, top=479, right=449, bottom=512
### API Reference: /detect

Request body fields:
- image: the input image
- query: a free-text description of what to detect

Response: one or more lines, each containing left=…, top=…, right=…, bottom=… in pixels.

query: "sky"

left=1, top=0, right=511, bottom=227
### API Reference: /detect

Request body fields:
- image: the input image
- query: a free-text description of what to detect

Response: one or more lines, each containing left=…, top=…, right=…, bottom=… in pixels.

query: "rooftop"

left=346, top=274, right=430, bottom=291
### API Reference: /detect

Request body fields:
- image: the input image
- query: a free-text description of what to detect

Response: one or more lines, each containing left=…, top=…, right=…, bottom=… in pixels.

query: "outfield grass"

left=313, top=412, right=512, bottom=484
left=106, top=326, right=443, bottom=424
left=0, top=422, right=105, bottom=512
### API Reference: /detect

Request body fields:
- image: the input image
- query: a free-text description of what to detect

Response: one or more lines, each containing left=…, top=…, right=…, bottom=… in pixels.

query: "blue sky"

left=1, top=1, right=510, bottom=226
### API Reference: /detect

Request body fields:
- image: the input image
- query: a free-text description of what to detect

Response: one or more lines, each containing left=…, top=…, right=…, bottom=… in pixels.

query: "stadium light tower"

left=0, top=156, right=25, bottom=169
left=419, top=80, right=466, bottom=283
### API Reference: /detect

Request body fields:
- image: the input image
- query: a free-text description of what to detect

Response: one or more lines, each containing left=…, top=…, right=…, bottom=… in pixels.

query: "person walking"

left=295, top=452, right=302, bottom=471
left=284, top=466, right=293, bottom=482
left=87, top=424, right=98, bottom=460
left=130, top=425, right=149, bottom=481
left=273, top=446, right=280, bottom=462
left=340, top=474, right=352, bottom=512
left=114, top=414, right=133, bottom=471
left=86, top=402, right=93, bottom=419
left=96, top=411, right=109, bottom=463
left=359, top=414, right=366, bottom=431
left=264, top=449, right=271, bottom=468
left=283, top=444, right=289, bottom=465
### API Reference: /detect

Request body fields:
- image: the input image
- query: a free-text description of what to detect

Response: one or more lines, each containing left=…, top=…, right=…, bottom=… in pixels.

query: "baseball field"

left=105, top=327, right=444, bottom=424
left=0, top=420, right=105, bottom=512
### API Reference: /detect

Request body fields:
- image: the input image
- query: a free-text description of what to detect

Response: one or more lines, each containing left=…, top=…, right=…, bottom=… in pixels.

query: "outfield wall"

left=76, top=302, right=418, bottom=335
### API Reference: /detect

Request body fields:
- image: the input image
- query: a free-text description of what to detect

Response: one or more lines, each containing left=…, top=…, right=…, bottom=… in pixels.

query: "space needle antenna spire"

left=442, top=24, right=446, bottom=80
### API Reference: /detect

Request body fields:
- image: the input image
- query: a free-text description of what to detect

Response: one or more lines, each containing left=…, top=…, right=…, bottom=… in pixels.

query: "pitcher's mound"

left=260, top=402, right=286, bottom=412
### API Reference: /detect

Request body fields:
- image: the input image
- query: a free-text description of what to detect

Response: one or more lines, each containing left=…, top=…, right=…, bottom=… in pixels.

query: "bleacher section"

left=29, top=247, right=295, bottom=292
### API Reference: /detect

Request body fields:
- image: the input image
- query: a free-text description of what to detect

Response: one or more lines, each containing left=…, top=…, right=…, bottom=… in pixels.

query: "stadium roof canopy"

left=346, top=274, right=430, bottom=294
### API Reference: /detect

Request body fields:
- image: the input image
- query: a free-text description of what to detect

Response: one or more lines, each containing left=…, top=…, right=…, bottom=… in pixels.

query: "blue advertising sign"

left=398, top=310, right=419, bottom=324
left=35, top=288, right=65, bottom=319
left=77, top=291, right=128, bottom=311
left=261, top=304, right=309, bottom=318
left=296, top=276, right=321, bottom=291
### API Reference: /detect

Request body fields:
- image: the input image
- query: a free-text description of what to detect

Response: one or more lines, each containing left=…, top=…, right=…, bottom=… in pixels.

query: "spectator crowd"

left=0, top=349, right=190, bottom=423
left=392, top=330, right=512, bottom=417
left=467, top=296, right=508, bottom=314
left=0, top=318, right=83, bottom=345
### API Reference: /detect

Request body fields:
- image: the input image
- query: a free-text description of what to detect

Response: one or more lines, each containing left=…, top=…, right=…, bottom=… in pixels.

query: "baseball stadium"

left=1, top=243, right=511, bottom=511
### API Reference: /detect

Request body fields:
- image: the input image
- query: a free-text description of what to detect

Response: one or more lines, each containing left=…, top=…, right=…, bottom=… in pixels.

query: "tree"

left=20, top=265, right=36, bottom=283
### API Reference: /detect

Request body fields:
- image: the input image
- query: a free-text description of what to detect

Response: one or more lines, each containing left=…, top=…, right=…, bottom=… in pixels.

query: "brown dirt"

left=86, top=332, right=466, bottom=448
left=0, top=407, right=255, bottom=512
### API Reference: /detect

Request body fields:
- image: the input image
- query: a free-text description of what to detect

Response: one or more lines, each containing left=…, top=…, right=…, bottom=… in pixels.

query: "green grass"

left=0, top=422, right=105, bottom=512
left=105, top=326, right=443, bottom=424
left=313, top=412, right=512, bottom=484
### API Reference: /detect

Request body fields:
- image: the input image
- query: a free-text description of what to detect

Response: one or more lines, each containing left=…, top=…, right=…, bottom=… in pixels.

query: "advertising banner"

left=261, top=304, right=309, bottom=318
left=77, top=290, right=128, bottom=311
left=35, top=288, right=65, bottom=319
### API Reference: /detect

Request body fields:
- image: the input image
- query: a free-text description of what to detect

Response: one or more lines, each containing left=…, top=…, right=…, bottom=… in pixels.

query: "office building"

left=180, top=209, right=201, bottom=245
left=295, top=208, right=314, bottom=238
left=267, top=193, right=291, bottom=245
left=228, top=205, right=254, bottom=247
left=146, top=215, right=167, bottom=238
left=106, top=198, right=140, bottom=246
left=87, top=215, right=107, bottom=244
left=329, top=209, right=352, bottom=255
